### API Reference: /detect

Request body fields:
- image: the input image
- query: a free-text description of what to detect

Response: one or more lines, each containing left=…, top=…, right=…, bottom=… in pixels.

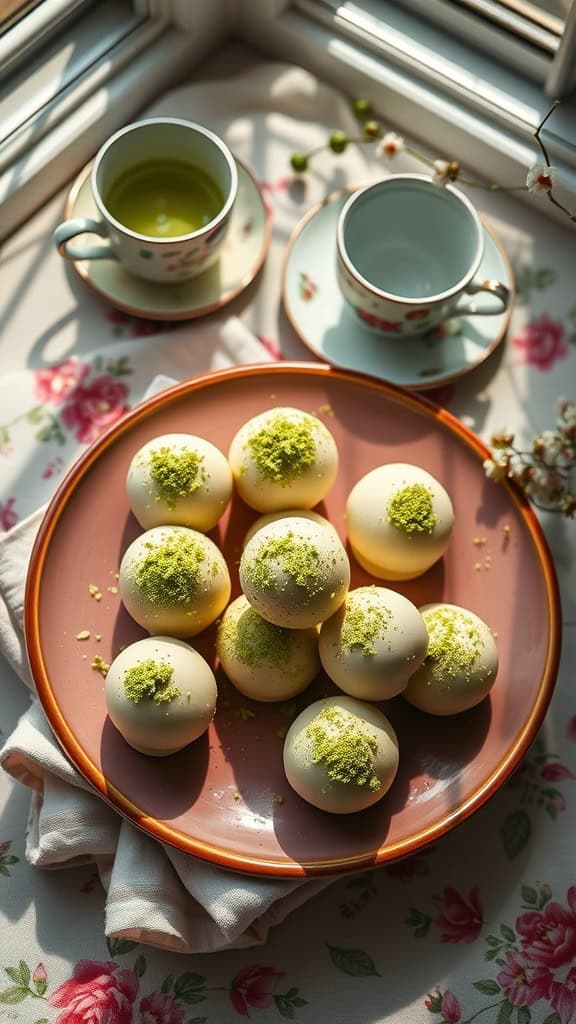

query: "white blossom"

left=524, top=465, right=565, bottom=501
left=532, top=429, right=565, bottom=466
left=526, top=163, right=557, bottom=194
left=490, top=428, right=515, bottom=449
left=379, top=132, right=405, bottom=159
left=432, top=160, right=460, bottom=185
left=483, top=457, right=508, bottom=483
left=485, top=399, right=576, bottom=516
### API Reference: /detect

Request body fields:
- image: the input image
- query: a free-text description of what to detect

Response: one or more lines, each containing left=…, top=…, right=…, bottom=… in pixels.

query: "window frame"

left=236, top=0, right=576, bottom=224
left=0, top=0, right=231, bottom=240
left=1, top=0, right=576, bottom=240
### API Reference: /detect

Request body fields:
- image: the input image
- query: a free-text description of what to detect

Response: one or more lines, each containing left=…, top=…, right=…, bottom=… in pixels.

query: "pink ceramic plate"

left=25, top=364, right=561, bottom=877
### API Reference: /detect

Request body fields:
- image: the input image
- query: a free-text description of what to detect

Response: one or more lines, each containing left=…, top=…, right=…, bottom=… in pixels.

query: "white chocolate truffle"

left=319, top=586, right=429, bottom=701
left=403, top=602, right=498, bottom=715
left=216, top=595, right=320, bottom=701
left=119, top=525, right=231, bottom=637
left=105, top=636, right=217, bottom=756
left=239, top=515, right=350, bottom=629
left=243, top=509, right=339, bottom=549
left=283, top=696, right=399, bottom=814
left=228, top=406, right=338, bottom=513
left=345, top=463, right=454, bottom=580
left=126, top=433, right=232, bottom=532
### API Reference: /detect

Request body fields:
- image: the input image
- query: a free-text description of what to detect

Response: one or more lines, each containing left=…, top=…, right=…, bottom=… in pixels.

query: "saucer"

left=64, top=159, right=271, bottom=321
left=282, top=187, right=514, bottom=390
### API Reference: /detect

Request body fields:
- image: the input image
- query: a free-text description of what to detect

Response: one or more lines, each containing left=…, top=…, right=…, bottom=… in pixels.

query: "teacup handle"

left=453, top=279, right=510, bottom=317
left=54, top=218, right=118, bottom=262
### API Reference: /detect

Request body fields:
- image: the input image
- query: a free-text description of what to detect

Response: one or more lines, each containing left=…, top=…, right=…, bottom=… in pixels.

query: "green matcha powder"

left=147, top=446, right=206, bottom=509
left=131, top=532, right=213, bottom=607
left=123, top=659, right=180, bottom=704
left=340, top=594, right=392, bottom=656
left=244, top=531, right=326, bottom=596
left=246, top=414, right=317, bottom=483
left=387, top=483, right=437, bottom=536
left=221, top=606, right=292, bottom=670
left=306, top=706, right=381, bottom=791
left=424, top=607, right=484, bottom=683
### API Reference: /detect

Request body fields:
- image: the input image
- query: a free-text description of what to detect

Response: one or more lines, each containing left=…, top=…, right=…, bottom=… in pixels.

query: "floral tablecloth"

left=1, top=50, right=576, bottom=1024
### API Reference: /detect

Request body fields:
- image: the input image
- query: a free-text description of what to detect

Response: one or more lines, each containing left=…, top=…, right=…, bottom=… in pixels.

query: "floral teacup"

left=54, top=118, right=238, bottom=284
left=336, top=174, right=510, bottom=336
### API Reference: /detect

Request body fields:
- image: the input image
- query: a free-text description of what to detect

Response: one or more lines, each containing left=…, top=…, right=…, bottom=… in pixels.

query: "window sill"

left=0, top=4, right=229, bottom=241
left=3, top=0, right=576, bottom=239
left=239, top=0, right=576, bottom=227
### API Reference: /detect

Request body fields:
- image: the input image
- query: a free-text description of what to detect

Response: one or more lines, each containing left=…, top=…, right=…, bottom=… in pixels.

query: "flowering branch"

left=290, top=98, right=576, bottom=223
left=483, top=399, right=576, bottom=516
left=530, top=100, right=576, bottom=222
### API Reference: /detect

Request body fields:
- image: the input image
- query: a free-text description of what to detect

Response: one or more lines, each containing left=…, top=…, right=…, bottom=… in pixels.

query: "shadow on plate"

left=100, top=717, right=211, bottom=819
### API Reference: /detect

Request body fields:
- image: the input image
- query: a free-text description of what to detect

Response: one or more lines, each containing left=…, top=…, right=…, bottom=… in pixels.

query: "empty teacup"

left=54, top=118, right=238, bottom=283
left=336, top=174, right=510, bottom=336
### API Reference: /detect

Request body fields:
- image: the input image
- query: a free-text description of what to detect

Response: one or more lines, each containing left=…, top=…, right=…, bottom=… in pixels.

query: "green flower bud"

left=353, top=98, right=373, bottom=120
left=329, top=131, right=348, bottom=154
left=363, top=120, right=382, bottom=139
left=290, top=152, right=309, bottom=173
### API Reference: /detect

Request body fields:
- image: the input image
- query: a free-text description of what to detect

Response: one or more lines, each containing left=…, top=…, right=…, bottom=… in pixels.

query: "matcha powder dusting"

left=387, top=483, right=437, bottom=535
left=148, top=446, right=206, bottom=508
left=247, top=414, right=317, bottom=482
left=123, top=659, right=180, bottom=704
left=245, top=531, right=324, bottom=595
left=306, top=706, right=381, bottom=791
left=222, top=607, right=292, bottom=669
left=340, top=599, right=392, bottom=656
left=425, top=607, right=483, bottom=682
left=131, top=532, right=209, bottom=606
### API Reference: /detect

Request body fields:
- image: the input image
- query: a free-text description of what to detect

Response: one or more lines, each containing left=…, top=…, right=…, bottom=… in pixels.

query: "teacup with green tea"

left=54, top=118, right=238, bottom=283
left=104, top=160, right=225, bottom=238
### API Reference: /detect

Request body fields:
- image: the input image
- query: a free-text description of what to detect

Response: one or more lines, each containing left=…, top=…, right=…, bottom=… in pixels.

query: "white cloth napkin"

left=0, top=330, right=333, bottom=954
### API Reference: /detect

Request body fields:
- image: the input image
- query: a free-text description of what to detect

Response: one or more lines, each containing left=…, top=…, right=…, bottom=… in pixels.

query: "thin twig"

left=533, top=99, right=561, bottom=166
left=293, top=98, right=576, bottom=225
left=546, top=189, right=576, bottom=222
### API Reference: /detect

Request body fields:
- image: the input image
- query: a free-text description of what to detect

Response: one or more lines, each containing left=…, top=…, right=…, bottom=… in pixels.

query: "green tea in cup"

left=104, top=159, right=225, bottom=238
left=54, top=118, right=238, bottom=282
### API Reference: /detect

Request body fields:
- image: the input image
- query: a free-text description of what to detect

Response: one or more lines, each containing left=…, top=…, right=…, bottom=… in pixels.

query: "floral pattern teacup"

left=336, top=174, right=510, bottom=335
left=54, top=118, right=238, bottom=283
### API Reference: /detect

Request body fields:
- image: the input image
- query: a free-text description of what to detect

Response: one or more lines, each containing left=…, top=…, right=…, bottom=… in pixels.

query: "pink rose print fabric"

left=32, top=962, right=48, bottom=992
left=60, top=373, right=129, bottom=444
left=34, top=359, right=90, bottom=405
left=426, top=988, right=462, bottom=1022
left=516, top=886, right=576, bottom=968
left=230, top=965, right=284, bottom=1017
left=138, top=990, right=185, bottom=1024
left=0, top=498, right=17, bottom=531
left=32, top=356, right=132, bottom=445
left=513, top=314, right=569, bottom=370
left=496, top=950, right=553, bottom=1007
left=433, top=887, right=484, bottom=944
left=48, top=960, right=139, bottom=1024
left=0, top=953, right=308, bottom=1020
left=425, top=883, right=576, bottom=1024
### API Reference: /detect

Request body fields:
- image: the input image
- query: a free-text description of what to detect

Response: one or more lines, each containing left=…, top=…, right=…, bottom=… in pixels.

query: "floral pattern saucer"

left=282, top=188, right=514, bottom=390
left=64, top=159, right=271, bottom=320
